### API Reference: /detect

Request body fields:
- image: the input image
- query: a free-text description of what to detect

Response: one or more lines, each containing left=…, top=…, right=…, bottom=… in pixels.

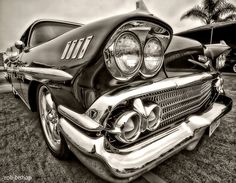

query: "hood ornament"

left=134, top=0, right=152, bottom=15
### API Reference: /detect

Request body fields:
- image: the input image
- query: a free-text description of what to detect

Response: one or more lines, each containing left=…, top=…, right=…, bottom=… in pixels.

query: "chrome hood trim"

left=87, top=73, right=213, bottom=124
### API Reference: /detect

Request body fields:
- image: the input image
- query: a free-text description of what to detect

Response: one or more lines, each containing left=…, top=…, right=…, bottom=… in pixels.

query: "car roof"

left=177, top=20, right=236, bottom=34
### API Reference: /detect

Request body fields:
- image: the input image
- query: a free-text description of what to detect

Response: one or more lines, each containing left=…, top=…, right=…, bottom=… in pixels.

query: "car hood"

left=24, top=11, right=172, bottom=77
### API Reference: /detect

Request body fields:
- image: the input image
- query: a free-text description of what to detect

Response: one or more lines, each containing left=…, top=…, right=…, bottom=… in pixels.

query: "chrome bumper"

left=58, top=95, right=232, bottom=182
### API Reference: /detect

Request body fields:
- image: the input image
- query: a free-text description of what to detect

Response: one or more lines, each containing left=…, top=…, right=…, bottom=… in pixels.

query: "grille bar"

left=141, top=81, right=212, bottom=128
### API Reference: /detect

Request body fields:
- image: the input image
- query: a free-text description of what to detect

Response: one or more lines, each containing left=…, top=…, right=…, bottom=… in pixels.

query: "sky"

left=0, top=0, right=236, bottom=52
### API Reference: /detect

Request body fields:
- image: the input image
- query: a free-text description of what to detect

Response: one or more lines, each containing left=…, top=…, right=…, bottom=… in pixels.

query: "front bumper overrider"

left=58, top=94, right=232, bottom=183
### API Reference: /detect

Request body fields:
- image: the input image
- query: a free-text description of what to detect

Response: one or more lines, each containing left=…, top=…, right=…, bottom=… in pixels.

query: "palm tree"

left=180, top=0, right=236, bottom=24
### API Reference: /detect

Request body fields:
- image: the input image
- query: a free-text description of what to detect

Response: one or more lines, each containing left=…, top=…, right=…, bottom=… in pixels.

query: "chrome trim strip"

left=87, top=73, right=213, bottom=123
left=78, top=35, right=93, bottom=59
left=66, top=40, right=78, bottom=59
left=58, top=105, right=104, bottom=132
left=59, top=99, right=229, bottom=177
left=61, top=41, right=72, bottom=59
left=71, top=38, right=85, bottom=59
left=118, top=126, right=180, bottom=153
left=15, top=67, right=73, bottom=81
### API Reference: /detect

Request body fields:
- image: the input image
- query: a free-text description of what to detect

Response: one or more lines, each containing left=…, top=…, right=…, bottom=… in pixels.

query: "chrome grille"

left=141, top=81, right=212, bottom=128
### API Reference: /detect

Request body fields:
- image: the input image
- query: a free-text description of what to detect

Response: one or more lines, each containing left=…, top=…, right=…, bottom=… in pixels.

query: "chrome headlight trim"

left=114, top=32, right=142, bottom=75
left=104, top=31, right=142, bottom=81
left=140, top=37, right=164, bottom=78
left=104, top=20, right=171, bottom=81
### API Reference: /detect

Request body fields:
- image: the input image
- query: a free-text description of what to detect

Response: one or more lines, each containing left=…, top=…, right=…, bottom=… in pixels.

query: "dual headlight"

left=104, top=20, right=170, bottom=81
left=114, top=32, right=142, bottom=76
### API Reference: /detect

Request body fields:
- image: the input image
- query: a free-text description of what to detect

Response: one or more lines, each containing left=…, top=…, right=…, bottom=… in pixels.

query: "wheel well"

left=28, top=81, right=40, bottom=112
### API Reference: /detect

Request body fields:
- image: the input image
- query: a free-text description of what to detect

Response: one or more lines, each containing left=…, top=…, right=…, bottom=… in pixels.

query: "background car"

left=177, top=21, right=236, bottom=72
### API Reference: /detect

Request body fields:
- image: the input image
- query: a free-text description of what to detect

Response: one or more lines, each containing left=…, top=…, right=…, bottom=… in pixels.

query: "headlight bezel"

left=104, top=20, right=171, bottom=81
left=113, top=31, right=143, bottom=75
left=140, top=37, right=164, bottom=78
left=104, top=31, right=143, bottom=81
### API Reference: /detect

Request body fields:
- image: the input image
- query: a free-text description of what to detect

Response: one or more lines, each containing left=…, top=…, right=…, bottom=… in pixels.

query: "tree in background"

left=180, top=0, right=236, bottom=24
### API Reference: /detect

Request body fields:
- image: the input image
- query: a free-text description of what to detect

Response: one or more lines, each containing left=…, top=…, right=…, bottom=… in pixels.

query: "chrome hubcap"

left=233, top=64, right=236, bottom=73
left=38, top=86, right=61, bottom=152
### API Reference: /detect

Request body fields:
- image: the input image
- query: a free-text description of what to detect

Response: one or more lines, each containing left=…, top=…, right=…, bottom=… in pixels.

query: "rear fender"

left=204, top=43, right=230, bottom=60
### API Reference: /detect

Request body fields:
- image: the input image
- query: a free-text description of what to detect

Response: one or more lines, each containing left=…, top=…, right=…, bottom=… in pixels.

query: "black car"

left=1, top=1, right=232, bottom=182
left=177, top=21, right=236, bottom=72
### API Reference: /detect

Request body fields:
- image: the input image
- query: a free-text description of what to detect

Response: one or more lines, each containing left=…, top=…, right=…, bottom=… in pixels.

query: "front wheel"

left=37, top=85, right=70, bottom=159
left=233, top=64, right=236, bottom=73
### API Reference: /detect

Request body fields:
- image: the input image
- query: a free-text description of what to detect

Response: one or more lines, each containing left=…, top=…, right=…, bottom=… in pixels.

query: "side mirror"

left=6, top=46, right=19, bottom=62
left=15, top=40, right=25, bottom=51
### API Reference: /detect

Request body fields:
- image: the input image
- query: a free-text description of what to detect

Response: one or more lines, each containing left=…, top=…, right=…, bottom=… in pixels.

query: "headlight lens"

left=114, top=32, right=142, bottom=74
left=140, top=38, right=164, bottom=77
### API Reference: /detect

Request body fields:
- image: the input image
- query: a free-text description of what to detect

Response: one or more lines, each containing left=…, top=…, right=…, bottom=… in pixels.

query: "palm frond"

left=180, top=0, right=236, bottom=24
left=180, top=5, right=208, bottom=24
left=203, top=0, right=223, bottom=14
left=221, top=14, right=236, bottom=21
left=217, top=2, right=236, bottom=16
left=212, top=2, right=236, bottom=22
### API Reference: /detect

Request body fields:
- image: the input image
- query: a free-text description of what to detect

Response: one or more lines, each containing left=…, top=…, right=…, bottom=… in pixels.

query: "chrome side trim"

left=87, top=73, right=213, bottom=123
left=7, top=67, right=73, bottom=82
left=58, top=105, right=104, bottom=132
left=59, top=97, right=230, bottom=178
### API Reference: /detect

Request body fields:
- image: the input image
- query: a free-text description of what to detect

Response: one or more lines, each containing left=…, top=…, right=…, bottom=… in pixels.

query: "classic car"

left=177, top=21, right=236, bottom=72
left=1, top=1, right=232, bottom=182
